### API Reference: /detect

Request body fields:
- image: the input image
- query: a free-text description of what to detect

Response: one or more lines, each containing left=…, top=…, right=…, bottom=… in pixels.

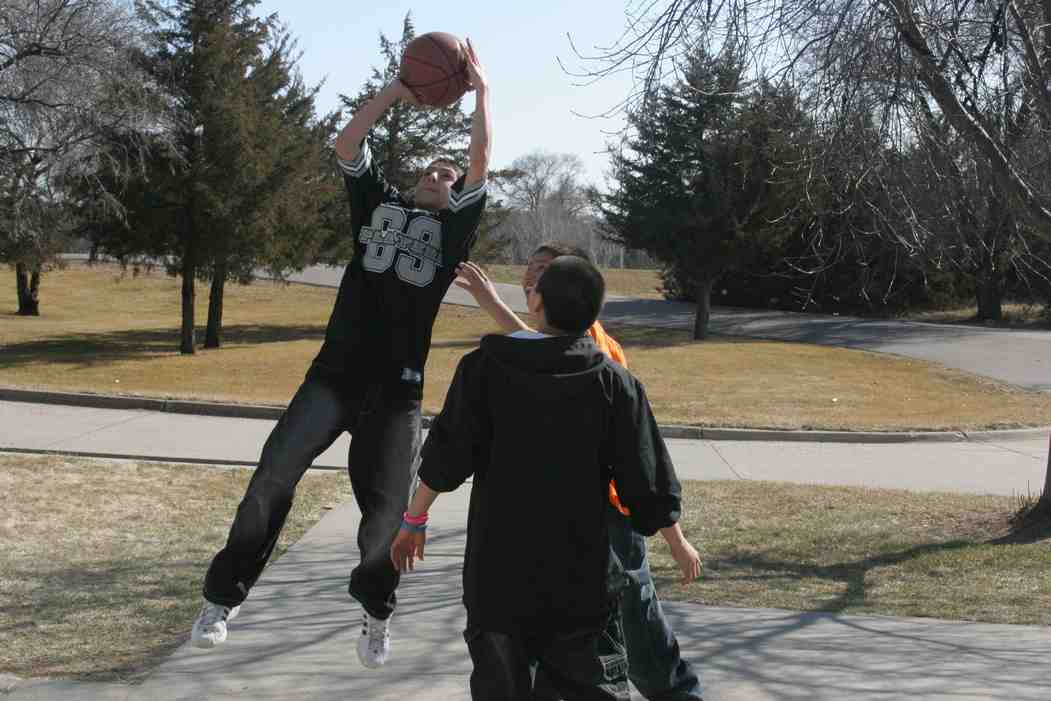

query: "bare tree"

left=503, top=151, right=588, bottom=215
left=496, top=150, right=629, bottom=265
left=564, top=0, right=1051, bottom=231
left=1, top=0, right=159, bottom=314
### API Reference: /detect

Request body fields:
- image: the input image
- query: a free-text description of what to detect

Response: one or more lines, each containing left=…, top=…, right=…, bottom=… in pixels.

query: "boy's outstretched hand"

left=391, top=527, right=427, bottom=573
left=463, top=38, right=487, bottom=94
left=454, top=262, right=500, bottom=307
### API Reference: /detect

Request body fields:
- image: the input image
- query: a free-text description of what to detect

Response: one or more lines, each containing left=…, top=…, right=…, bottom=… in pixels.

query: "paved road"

left=284, top=263, right=1051, bottom=392
left=6, top=483, right=1050, bottom=701
left=3, top=401, right=1047, bottom=496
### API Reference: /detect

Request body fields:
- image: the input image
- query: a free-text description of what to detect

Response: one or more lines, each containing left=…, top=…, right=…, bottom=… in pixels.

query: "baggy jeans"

left=465, top=615, right=630, bottom=701
left=202, top=366, right=421, bottom=619
left=533, top=505, right=703, bottom=700
left=606, top=505, right=703, bottom=700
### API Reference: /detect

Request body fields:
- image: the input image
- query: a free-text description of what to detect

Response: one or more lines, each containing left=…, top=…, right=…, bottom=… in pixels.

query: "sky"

left=252, top=0, right=639, bottom=188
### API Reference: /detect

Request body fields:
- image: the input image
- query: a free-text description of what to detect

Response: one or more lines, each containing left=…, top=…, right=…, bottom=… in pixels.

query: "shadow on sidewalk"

left=657, top=529, right=1045, bottom=622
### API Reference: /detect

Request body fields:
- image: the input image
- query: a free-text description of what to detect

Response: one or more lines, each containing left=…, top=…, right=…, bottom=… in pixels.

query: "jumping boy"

left=392, top=256, right=684, bottom=700
left=454, top=245, right=704, bottom=700
left=190, top=40, right=491, bottom=670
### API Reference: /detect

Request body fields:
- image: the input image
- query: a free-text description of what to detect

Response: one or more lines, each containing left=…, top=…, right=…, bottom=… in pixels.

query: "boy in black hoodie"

left=391, top=256, right=684, bottom=701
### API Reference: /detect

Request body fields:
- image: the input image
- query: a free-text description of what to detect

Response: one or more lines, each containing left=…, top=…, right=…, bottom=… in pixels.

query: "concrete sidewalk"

left=6, top=485, right=1050, bottom=701
left=3, top=400, right=1047, bottom=495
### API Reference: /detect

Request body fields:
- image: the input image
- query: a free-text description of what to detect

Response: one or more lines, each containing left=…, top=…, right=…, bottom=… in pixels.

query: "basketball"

left=399, top=32, right=470, bottom=108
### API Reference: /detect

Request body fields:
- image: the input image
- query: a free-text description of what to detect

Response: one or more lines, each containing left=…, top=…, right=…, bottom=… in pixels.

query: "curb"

left=0, top=674, right=21, bottom=694
left=3, top=387, right=1049, bottom=444
left=0, top=446, right=345, bottom=471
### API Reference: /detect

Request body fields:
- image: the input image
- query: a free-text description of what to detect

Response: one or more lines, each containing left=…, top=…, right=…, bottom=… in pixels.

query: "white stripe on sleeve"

left=337, top=141, right=372, bottom=178
left=448, top=180, right=487, bottom=212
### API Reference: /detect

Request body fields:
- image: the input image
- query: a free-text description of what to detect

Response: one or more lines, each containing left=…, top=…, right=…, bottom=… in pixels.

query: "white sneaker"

left=356, top=610, right=391, bottom=668
left=191, top=601, right=240, bottom=649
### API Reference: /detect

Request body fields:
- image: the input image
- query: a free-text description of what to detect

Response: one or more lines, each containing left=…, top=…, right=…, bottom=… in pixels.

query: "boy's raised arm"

left=462, top=39, right=490, bottom=188
left=455, top=262, right=530, bottom=333
left=334, top=80, right=416, bottom=162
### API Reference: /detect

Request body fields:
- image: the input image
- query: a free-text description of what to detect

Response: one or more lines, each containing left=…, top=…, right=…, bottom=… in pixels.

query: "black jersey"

left=314, top=138, right=487, bottom=399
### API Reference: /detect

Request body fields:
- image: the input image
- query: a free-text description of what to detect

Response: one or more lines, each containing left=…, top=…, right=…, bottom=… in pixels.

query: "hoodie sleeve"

left=418, top=351, right=490, bottom=492
left=607, top=372, right=682, bottom=536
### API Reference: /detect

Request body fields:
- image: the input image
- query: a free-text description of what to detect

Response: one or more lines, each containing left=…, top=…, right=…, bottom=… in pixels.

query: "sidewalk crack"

left=709, top=442, right=749, bottom=480
left=44, top=412, right=148, bottom=451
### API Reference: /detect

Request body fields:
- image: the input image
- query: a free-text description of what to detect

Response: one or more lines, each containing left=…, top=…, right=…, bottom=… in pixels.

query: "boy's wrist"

left=401, top=511, right=429, bottom=532
left=661, top=525, right=687, bottom=548
left=381, top=81, right=407, bottom=103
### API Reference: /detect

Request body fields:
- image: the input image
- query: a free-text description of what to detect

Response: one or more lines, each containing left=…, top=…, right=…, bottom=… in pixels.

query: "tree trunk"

left=204, top=261, right=226, bottom=349
left=180, top=245, right=196, bottom=355
left=974, top=243, right=1004, bottom=321
left=15, top=263, right=40, bottom=316
left=975, top=277, right=1003, bottom=321
left=693, top=277, right=714, bottom=340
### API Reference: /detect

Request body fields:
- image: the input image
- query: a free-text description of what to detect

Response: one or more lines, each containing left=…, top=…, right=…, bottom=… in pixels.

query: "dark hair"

left=535, top=255, right=605, bottom=333
left=425, top=157, right=463, bottom=178
left=532, top=241, right=592, bottom=263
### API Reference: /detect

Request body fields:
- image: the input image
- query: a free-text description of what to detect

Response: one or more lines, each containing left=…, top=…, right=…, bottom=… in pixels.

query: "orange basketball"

left=399, top=32, right=470, bottom=108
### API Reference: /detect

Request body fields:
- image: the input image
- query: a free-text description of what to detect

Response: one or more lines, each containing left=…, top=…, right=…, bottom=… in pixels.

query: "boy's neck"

left=534, top=319, right=571, bottom=336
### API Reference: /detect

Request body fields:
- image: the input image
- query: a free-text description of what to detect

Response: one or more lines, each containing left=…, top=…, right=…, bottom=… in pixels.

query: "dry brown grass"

left=651, top=481, right=1051, bottom=624
left=608, top=324, right=1051, bottom=431
left=0, top=453, right=350, bottom=681
left=485, top=264, right=665, bottom=299
left=3, top=262, right=1051, bottom=431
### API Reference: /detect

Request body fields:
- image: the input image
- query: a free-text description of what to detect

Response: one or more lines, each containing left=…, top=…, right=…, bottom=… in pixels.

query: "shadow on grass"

left=0, top=558, right=209, bottom=681
left=656, top=540, right=983, bottom=614
left=0, top=323, right=327, bottom=370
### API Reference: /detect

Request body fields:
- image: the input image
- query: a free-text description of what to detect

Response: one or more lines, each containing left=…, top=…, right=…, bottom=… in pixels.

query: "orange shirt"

left=588, top=321, right=632, bottom=516
left=588, top=320, right=626, bottom=368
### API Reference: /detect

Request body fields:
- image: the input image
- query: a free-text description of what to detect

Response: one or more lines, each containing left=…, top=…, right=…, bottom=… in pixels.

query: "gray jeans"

left=203, top=366, right=421, bottom=619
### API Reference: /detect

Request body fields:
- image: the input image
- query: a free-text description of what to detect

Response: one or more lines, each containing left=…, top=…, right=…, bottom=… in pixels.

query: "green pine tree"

left=602, top=47, right=805, bottom=338
left=89, top=0, right=336, bottom=352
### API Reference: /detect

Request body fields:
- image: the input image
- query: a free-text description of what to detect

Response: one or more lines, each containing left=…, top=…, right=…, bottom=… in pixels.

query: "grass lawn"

left=3, top=263, right=1051, bottom=431
left=0, top=453, right=350, bottom=681
left=485, top=264, right=665, bottom=299
left=2, top=454, right=1046, bottom=682
left=650, top=481, right=1051, bottom=625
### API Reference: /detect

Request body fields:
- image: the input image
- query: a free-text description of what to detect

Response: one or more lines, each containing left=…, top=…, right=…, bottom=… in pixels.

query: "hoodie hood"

left=479, top=333, right=609, bottom=401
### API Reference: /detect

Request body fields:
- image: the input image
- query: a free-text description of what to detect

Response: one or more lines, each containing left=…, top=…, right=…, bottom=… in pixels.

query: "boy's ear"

left=529, top=290, right=544, bottom=317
